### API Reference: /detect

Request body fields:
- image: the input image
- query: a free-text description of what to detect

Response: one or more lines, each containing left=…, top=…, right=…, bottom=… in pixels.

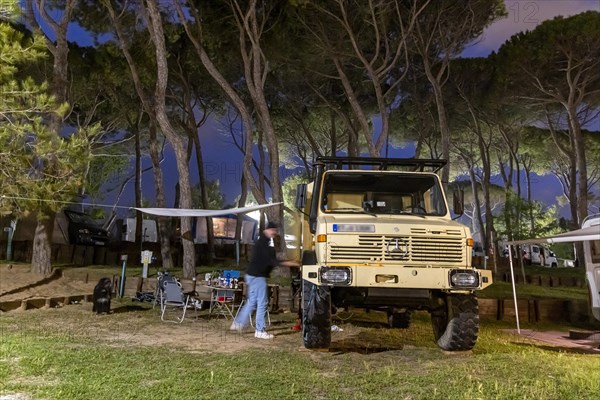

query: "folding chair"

left=160, top=280, right=195, bottom=323
left=153, top=272, right=177, bottom=309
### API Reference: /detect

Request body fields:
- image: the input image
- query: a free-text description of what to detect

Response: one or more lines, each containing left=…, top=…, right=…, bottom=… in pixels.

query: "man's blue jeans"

left=234, top=274, right=268, bottom=331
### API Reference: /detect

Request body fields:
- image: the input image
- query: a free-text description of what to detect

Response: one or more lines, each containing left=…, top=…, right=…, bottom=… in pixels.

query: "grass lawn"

left=479, top=281, right=589, bottom=301
left=1, top=301, right=599, bottom=400
left=2, top=263, right=598, bottom=399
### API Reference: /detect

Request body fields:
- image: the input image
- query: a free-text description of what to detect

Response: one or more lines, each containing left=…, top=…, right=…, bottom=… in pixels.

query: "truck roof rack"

left=315, top=157, right=447, bottom=172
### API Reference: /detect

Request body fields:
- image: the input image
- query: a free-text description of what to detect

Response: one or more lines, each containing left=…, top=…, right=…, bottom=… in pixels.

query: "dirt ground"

left=1, top=263, right=599, bottom=355
left=0, top=263, right=326, bottom=354
left=0, top=264, right=97, bottom=302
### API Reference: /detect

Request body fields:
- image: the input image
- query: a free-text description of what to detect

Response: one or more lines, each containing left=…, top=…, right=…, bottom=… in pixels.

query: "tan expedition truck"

left=295, top=157, right=492, bottom=351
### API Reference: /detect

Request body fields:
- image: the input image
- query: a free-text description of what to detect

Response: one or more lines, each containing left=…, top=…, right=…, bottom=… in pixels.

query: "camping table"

left=207, top=286, right=243, bottom=319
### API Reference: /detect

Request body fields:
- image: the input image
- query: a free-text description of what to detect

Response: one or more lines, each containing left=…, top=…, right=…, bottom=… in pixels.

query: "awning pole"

left=508, top=246, right=520, bottom=334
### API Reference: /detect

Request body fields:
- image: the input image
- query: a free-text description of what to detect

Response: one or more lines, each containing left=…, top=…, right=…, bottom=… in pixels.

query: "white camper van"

left=522, top=244, right=558, bottom=268
left=582, top=214, right=600, bottom=321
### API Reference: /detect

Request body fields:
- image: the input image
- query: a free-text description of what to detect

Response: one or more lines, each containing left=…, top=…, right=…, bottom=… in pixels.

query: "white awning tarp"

left=504, top=225, right=600, bottom=334
left=506, top=225, right=600, bottom=246
left=132, top=202, right=282, bottom=217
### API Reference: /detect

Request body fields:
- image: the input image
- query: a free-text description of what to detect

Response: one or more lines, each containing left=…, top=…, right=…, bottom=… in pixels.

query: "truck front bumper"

left=302, top=264, right=493, bottom=291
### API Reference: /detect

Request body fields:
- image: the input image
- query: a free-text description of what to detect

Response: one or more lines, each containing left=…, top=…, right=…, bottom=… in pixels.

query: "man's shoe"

left=230, top=322, right=244, bottom=332
left=254, top=330, right=274, bottom=339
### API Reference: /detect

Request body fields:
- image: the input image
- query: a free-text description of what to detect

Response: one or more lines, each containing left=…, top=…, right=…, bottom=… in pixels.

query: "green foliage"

left=191, top=180, right=225, bottom=209
left=414, top=0, right=507, bottom=58
left=67, top=41, right=152, bottom=203
left=0, top=18, right=97, bottom=218
left=272, top=104, right=348, bottom=168
left=282, top=173, right=308, bottom=209
left=281, top=173, right=309, bottom=228
left=84, top=150, right=131, bottom=202
left=495, top=195, right=562, bottom=241
left=6, top=0, right=594, bottom=238
left=449, top=180, right=504, bottom=227
left=497, top=11, right=600, bottom=100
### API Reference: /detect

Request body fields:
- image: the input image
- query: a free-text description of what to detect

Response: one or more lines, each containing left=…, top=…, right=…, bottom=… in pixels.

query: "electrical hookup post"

left=119, top=254, right=128, bottom=298
left=3, top=219, right=16, bottom=261
left=141, top=250, right=153, bottom=279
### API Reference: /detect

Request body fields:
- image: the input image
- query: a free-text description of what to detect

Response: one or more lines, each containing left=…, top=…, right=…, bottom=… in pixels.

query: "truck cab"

left=296, top=157, right=492, bottom=351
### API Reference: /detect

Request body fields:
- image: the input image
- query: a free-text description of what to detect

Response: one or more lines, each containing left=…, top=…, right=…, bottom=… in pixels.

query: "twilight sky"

left=466, top=0, right=600, bottom=56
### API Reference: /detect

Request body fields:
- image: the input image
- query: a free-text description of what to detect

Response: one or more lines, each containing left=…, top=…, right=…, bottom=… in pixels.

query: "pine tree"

left=0, top=7, right=97, bottom=273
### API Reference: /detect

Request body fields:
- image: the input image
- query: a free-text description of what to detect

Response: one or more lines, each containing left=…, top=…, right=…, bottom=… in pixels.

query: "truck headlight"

left=449, top=270, right=479, bottom=288
left=320, top=267, right=352, bottom=285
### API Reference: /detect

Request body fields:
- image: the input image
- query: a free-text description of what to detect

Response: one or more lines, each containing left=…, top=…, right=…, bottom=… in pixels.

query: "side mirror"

left=295, top=184, right=307, bottom=209
left=453, top=188, right=464, bottom=216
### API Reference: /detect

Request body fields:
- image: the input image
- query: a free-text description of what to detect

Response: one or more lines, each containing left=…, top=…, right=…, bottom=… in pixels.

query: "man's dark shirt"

left=246, top=234, right=277, bottom=277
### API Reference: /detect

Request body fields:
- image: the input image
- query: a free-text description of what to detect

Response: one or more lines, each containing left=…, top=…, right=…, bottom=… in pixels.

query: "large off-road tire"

left=302, top=279, right=331, bottom=349
left=388, top=309, right=412, bottom=329
left=431, top=293, right=479, bottom=351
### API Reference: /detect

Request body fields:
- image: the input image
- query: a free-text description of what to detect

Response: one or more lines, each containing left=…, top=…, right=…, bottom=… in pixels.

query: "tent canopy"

left=132, top=202, right=281, bottom=218
left=506, top=225, right=600, bottom=246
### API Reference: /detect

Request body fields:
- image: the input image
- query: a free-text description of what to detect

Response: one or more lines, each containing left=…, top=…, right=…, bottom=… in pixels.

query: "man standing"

left=231, top=222, right=295, bottom=339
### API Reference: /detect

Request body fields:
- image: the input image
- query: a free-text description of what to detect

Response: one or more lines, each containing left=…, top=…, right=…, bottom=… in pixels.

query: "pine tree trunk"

left=192, top=125, right=214, bottom=264
left=30, top=216, right=54, bottom=275
left=148, top=122, right=173, bottom=270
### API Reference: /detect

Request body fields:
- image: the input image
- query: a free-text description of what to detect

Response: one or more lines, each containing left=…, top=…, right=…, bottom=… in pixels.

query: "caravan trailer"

left=582, top=214, right=600, bottom=321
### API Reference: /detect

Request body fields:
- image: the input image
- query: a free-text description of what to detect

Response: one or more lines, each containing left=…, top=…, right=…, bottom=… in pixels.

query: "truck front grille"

left=328, top=234, right=464, bottom=263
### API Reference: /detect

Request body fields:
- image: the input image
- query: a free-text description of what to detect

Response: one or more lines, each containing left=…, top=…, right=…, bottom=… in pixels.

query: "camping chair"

left=153, top=271, right=177, bottom=309
left=160, top=280, right=196, bottom=323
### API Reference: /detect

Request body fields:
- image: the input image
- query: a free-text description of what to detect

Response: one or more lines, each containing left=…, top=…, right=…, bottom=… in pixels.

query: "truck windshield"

left=321, top=172, right=447, bottom=216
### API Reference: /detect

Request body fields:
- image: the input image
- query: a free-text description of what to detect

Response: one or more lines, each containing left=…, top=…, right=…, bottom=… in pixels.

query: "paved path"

left=503, top=329, right=600, bottom=354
